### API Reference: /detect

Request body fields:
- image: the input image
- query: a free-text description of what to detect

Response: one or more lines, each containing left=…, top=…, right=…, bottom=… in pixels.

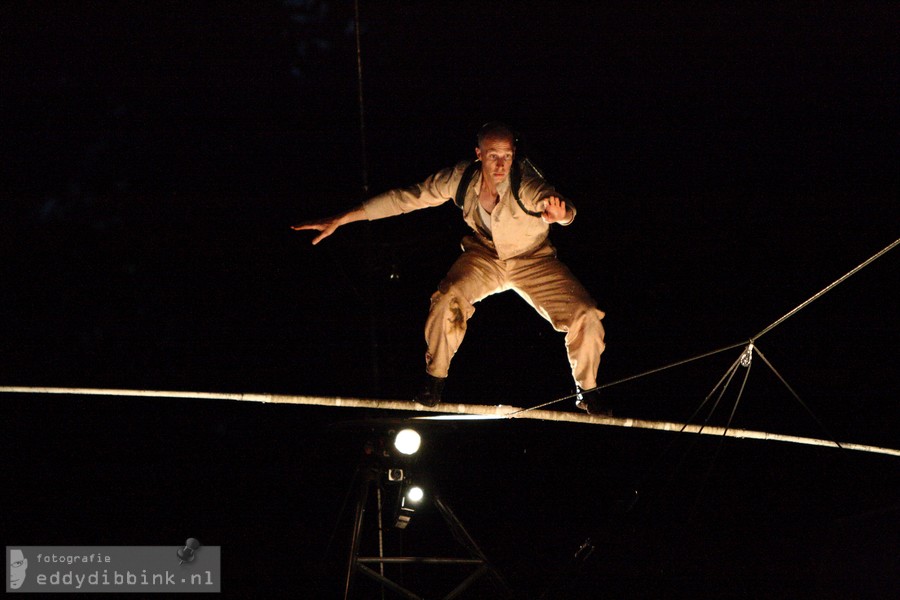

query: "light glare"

left=394, top=429, right=421, bottom=455
left=407, top=486, right=424, bottom=503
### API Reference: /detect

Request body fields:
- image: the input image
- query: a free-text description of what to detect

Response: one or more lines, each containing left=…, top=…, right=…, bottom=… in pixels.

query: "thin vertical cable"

left=354, top=0, right=369, bottom=197
left=353, top=0, right=379, bottom=392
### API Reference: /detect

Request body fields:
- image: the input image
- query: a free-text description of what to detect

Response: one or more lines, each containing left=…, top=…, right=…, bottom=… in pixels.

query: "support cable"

left=669, top=352, right=744, bottom=482
left=753, top=345, right=843, bottom=449
left=515, top=237, right=897, bottom=417
left=686, top=358, right=754, bottom=525
left=507, top=340, right=747, bottom=415
left=353, top=0, right=369, bottom=197
left=507, top=236, right=898, bottom=468
left=753, top=236, right=900, bottom=342
left=697, top=353, right=743, bottom=433
left=683, top=351, right=746, bottom=435
left=325, top=465, right=364, bottom=560
left=352, top=0, right=381, bottom=394
left=597, top=341, right=748, bottom=393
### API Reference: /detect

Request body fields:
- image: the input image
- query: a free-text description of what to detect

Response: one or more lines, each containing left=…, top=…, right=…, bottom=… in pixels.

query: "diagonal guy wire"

left=685, top=360, right=754, bottom=526
left=508, top=341, right=748, bottom=415
left=754, top=237, right=900, bottom=341
left=513, top=237, right=898, bottom=417
left=683, top=351, right=746, bottom=435
left=753, top=345, right=843, bottom=449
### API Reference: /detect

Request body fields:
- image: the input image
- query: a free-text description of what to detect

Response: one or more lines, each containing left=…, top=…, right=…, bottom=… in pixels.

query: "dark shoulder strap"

left=511, top=160, right=544, bottom=217
left=509, top=159, right=522, bottom=202
left=454, top=161, right=481, bottom=209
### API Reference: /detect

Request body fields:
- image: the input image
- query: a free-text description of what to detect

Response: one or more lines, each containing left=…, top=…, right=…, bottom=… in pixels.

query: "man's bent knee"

left=430, top=287, right=475, bottom=330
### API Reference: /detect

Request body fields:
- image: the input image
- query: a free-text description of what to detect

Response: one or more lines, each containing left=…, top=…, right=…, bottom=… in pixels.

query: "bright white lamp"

left=393, top=429, right=421, bottom=455
left=406, top=486, right=424, bottom=503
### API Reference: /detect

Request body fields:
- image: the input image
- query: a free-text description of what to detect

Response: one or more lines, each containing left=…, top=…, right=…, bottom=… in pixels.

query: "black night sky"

left=2, top=2, right=898, bottom=598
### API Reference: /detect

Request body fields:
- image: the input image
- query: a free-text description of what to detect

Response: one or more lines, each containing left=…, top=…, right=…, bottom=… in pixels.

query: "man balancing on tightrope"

left=293, top=122, right=610, bottom=415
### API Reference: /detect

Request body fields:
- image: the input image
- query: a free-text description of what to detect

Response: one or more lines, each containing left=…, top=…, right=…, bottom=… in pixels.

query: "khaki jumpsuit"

left=362, top=161, right=606, bottom=390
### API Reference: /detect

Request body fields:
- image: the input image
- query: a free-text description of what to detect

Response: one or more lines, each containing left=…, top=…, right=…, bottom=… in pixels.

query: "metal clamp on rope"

left=740, top=343, right=754, bottom=368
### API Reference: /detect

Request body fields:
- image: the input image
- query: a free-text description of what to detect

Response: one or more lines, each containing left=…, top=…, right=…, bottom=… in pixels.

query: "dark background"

left=2, top=1, right=898, bottom=597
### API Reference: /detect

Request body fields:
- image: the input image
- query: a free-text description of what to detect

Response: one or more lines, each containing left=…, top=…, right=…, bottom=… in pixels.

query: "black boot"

left=576, top=388, right=613, bottom=416
left=414, top=374, right=445, bottom=407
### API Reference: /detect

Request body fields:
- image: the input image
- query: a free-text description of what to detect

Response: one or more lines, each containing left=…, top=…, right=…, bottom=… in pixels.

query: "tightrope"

left=2, top=386, right=897, bottom=457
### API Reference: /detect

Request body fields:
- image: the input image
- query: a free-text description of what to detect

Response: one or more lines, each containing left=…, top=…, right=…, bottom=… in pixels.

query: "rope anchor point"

left=740, top=343, right=754, bottom=368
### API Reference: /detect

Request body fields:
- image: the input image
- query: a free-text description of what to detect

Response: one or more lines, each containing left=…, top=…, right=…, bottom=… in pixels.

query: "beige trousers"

left=424, top=236, right=606, bottom=389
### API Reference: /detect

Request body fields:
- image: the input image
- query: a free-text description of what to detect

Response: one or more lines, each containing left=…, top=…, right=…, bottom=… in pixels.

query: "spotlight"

left=394, top=488, right=422, bottom=529
left=393, top=429, right=421, bottom=456
left=394, top=502, right=414, bottom=529
left=393, top=483, right=426, bottom=529
left=406, top=486, right=424, bottom=503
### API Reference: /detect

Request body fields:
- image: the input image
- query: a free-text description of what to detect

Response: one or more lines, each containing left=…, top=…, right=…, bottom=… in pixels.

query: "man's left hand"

left=541, top=196, right=571, bottom=224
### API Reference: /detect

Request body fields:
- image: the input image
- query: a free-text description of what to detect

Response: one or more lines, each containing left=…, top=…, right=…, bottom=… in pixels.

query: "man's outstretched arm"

left=293, top=165, right=461, bottom=244
left=291, top=205, right=367, bottom=245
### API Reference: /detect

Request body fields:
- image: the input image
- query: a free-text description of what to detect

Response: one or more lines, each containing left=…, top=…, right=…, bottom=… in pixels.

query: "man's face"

left=475, top=134, right=515, bottom=184
left=10, top=549, right=27, bottom=589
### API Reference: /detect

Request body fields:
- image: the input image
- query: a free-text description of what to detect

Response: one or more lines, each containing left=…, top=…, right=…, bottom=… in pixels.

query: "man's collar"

left=475, top=171, right=511, bottom=196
